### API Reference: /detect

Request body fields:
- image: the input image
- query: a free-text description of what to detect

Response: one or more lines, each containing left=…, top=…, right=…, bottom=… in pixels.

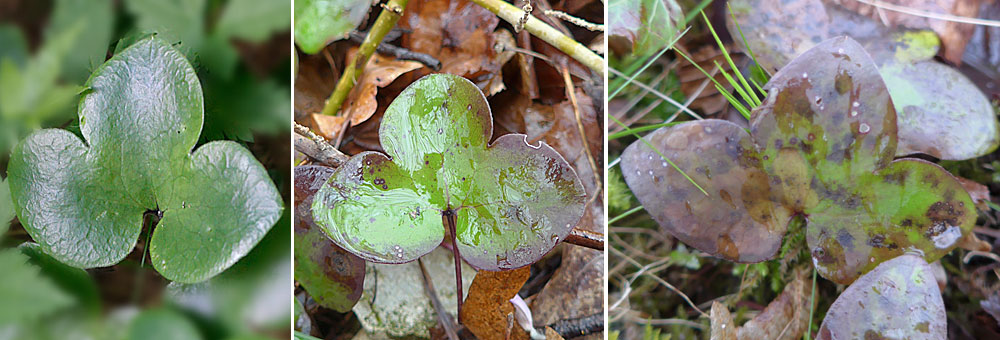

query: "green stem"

left=321, top=0, right=410, bottom=116
left=467, top=0, right=605, bottom=75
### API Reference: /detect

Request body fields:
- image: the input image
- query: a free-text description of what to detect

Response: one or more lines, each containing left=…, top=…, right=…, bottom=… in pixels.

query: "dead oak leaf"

left=460, top=267, right=531, bottom=340
left=340, top=48, right=422, bottom=126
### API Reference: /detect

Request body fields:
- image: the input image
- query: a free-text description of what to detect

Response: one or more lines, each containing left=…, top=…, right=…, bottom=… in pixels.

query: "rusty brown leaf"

left=340, top=49, right=423, bottom=125
left=460, top=267, right=531, bottom=340
left=398, top=0, right=514, bottom=95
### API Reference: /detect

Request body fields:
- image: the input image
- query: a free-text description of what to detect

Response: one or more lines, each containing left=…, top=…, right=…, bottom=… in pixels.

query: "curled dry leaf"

left=460, top=267, right=531, bottom=340
left=818, top=254, right=946, bottom=340
left=301, top=114, right=346, bottom=141
left=736, top=268, right=812, bottom=340
left=340, top=49, right=423, bottom=126
left=709, top=269, right=812, bottom=340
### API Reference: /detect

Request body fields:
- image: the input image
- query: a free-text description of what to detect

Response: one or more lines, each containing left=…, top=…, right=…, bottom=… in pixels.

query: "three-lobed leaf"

left=726, top=0, right=999, bottom=160
left=7, top=37, right=283, bottom=283
left=312, top=73, right=586, bottom=271
left=621, top=37, right=975, bottom=284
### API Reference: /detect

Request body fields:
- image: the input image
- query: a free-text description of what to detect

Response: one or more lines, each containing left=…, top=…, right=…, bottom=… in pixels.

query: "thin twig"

left=852, top=0, right=1000, bottom=27
left=418, top=258, right=460, bottom=340
left=294, top=123, right=349, bottom=167
left=609, top=67, right=703, bottom=120
left=543, top=10, right=604, bottom=31
left=348, top=31, right=441, bottom=70
left=561, top=65, right=602, bottom=215
left=610, top=246, right=708, bottom=317
left=468, top=0, right=604, bottom=74
left=564, top=227, right=604, bottom=250
left=322, top=0, right=411, bottom=117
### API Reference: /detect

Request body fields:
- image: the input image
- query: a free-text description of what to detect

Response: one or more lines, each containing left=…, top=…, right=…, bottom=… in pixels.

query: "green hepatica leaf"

left=294, top=165, right=365, bottom=312
left=621, top=37, right=974, bottom=284
left=608, top=0, right=682, bottom=58
left=294, top=0, right=371, bottom=54
left=818, top=254, right=945, bottom=339
left=727, top=0, right=1000, bottom=160
left=7, top=37, right=283, bottom=283
left=313, top=73, right=586, bottom=271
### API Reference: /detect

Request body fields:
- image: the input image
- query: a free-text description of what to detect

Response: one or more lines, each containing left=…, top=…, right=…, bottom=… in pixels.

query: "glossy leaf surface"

left=294, top=165, right=365, bottom=312
left=313, top=73, right=586, bottom=270
left=7, top=37, right=283, bottom=283
left=294, top=0, right=370, bottom=54
left=621, top=37, right=975, bottom=284
left=818, top=254, right=946, bottom=339
left=727, top=0, right=999, bottom=160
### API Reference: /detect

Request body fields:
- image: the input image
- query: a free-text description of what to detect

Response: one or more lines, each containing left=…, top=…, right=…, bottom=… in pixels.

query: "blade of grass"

left=609, top=114, right=708, bottom=196
left=609, top=67, right=703, bottom=120
left=683, top=0, right=714, bottom=25
left=716, top=83, right=751, bottom=119
left=713, top=60, right=757, bottom=110
left=609, top=121, right=683, bottom=140
left=609, top=205, right=644, bottom=225
left=727, top=3, right=767, bottom=78
left=700, top=11, right=760, bottom=106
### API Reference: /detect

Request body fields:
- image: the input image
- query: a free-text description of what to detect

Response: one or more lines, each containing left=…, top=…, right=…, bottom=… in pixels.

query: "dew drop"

left=661, top=161, right=668, bottom=167
left=858, top=123, right=870, bottom=134
left=802, top=72, right=808, bottom=78
left=853, top=101, right=860, bottom=108
left=704, top=126, right=713, bottom=133
left=837, top=48, right=844, bottom=54
left=850, top=110, right=858, bottom=117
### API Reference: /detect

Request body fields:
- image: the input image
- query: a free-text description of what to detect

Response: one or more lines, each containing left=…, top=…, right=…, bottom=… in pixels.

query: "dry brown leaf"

left=294, top=52, right=338, bottom=120
left=398, top=0, right=514, bottom=96
left=545, top=326, right=565, bottom=340
left=957, top=230, right=992, bottom=252
left=958, top=176, right=992, bottom=211
left=711, top=301, right=737, bottom=340
left=736, top=269, right=813, bottom=340
left=830, top=0, right=980, bottom=63
left=301, top=114, right=346, bottom=141
left=460, top=267, right=531, bottom=340
left=529, top=245, right=603, bottom=332
left=340, top=49, right=422, bottom=125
